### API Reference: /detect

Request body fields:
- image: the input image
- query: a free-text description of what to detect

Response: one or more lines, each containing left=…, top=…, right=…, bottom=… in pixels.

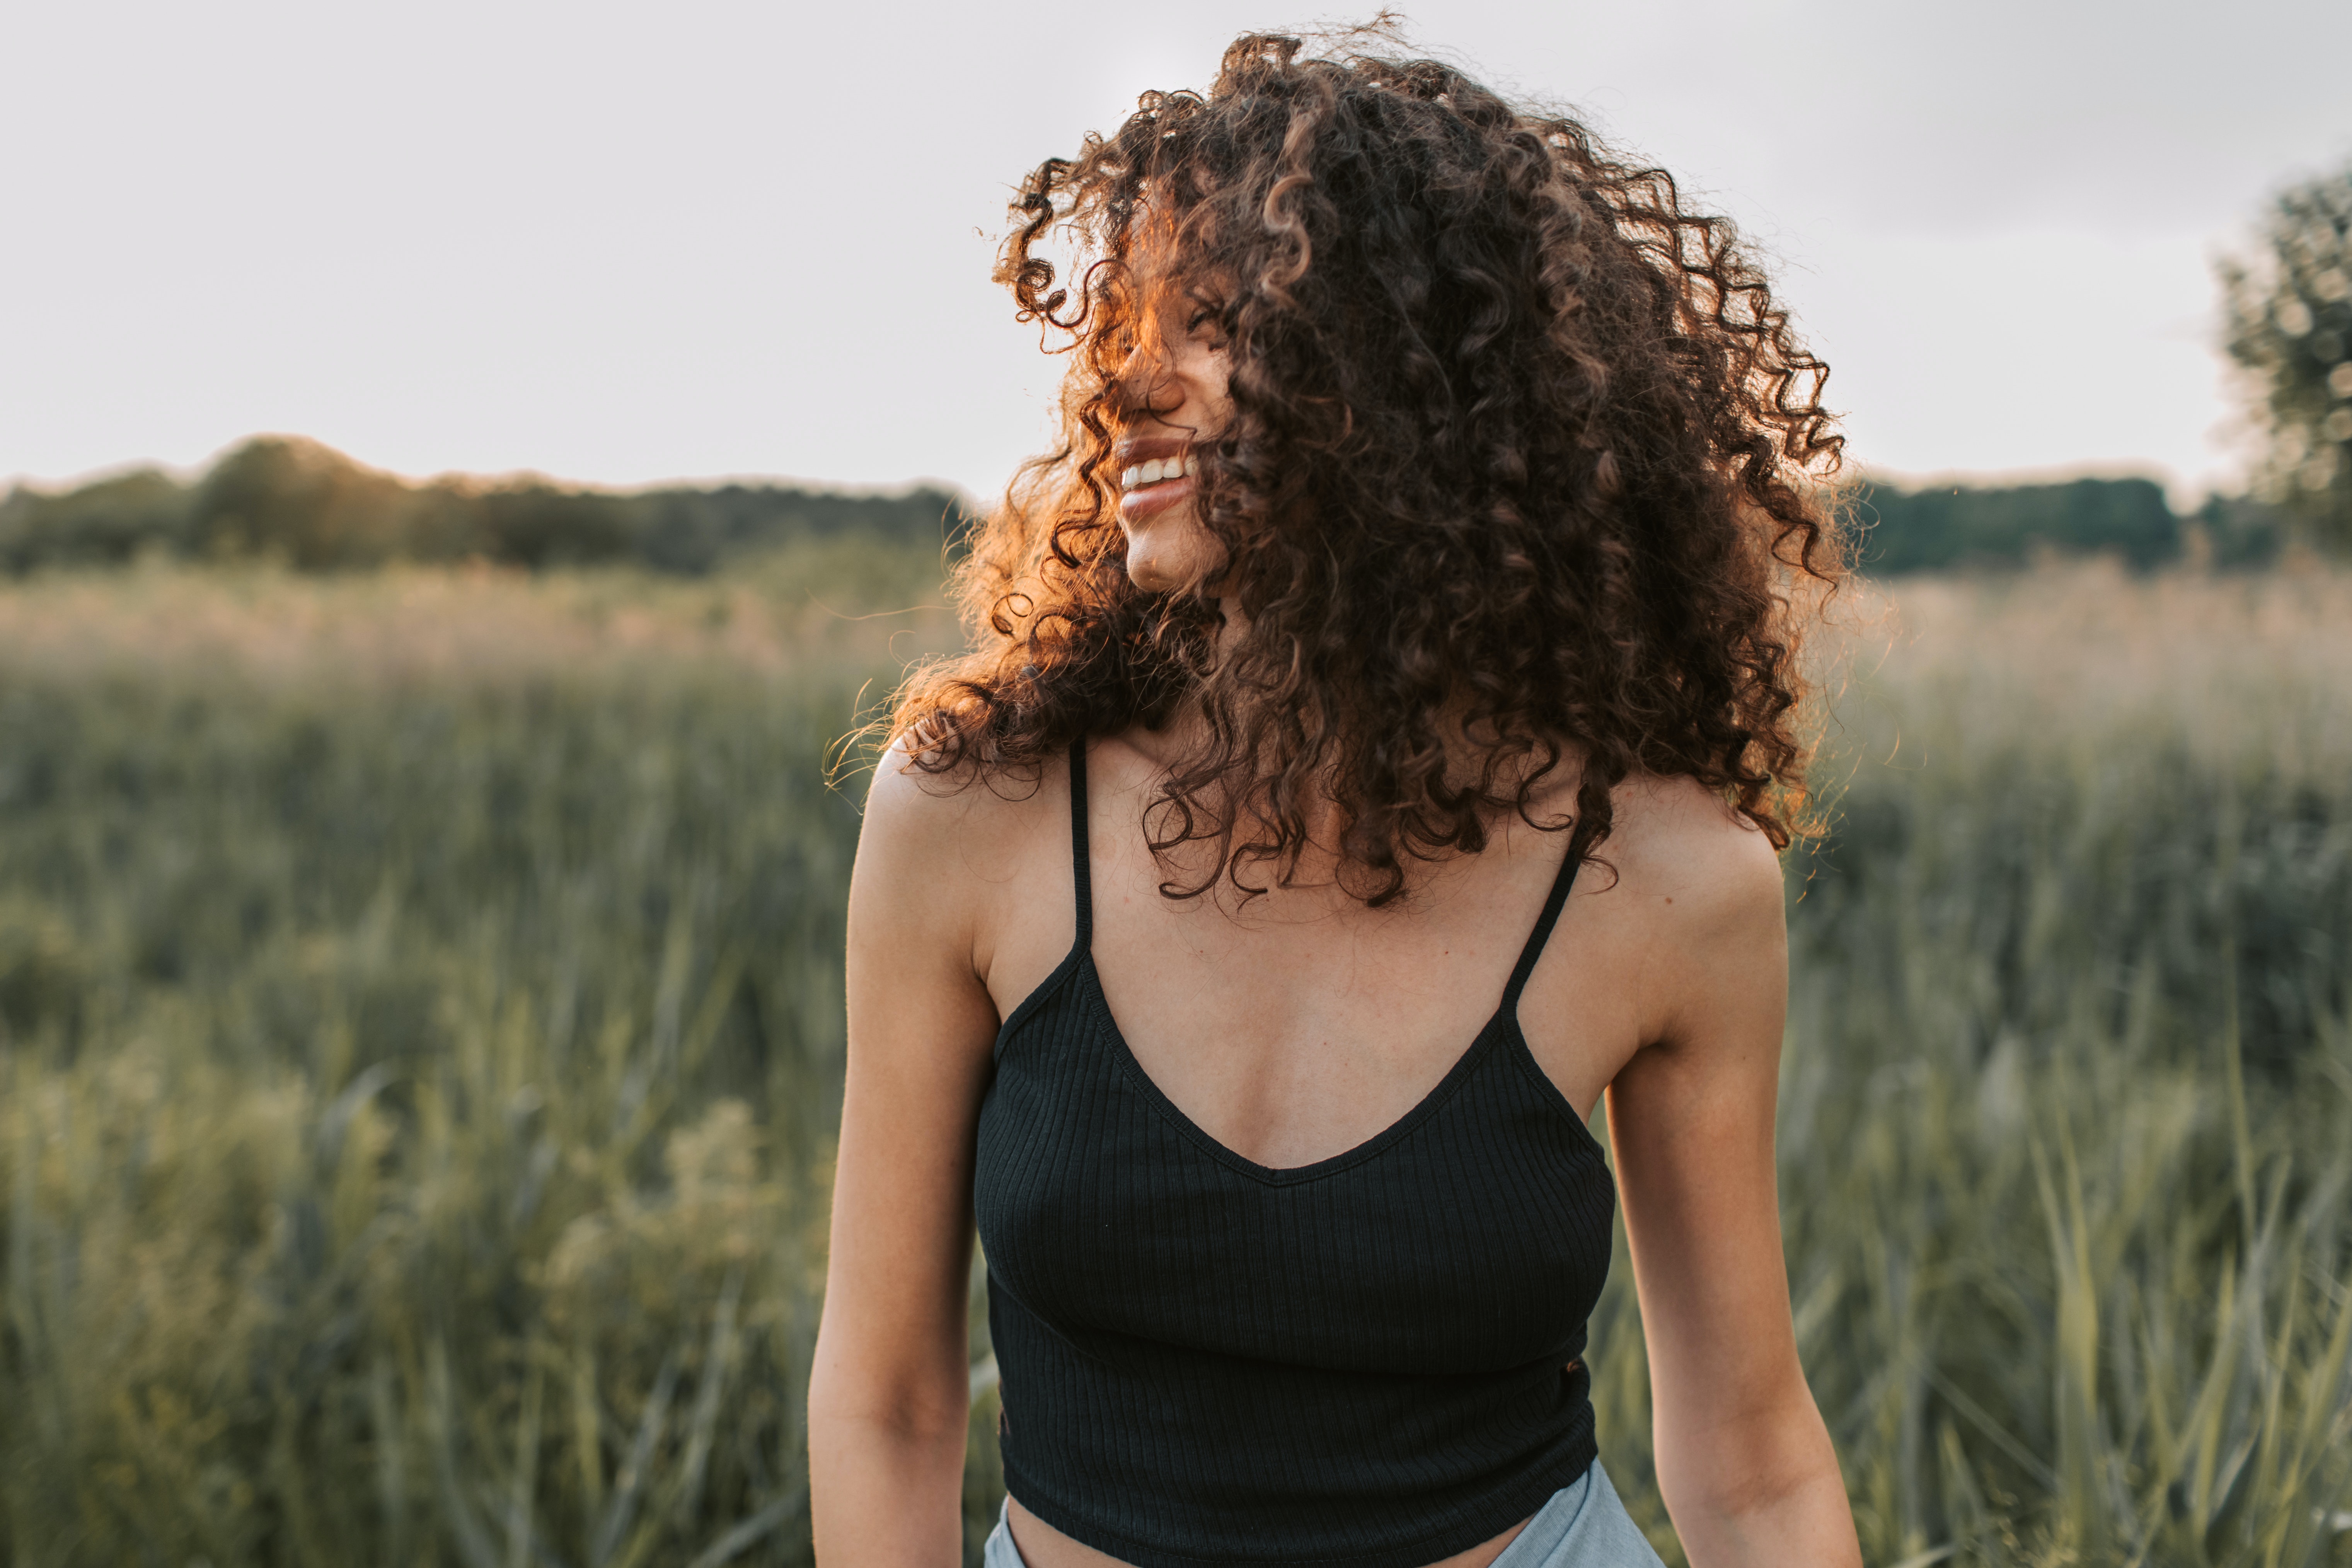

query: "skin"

left=807, top=282, right=1863, bottom=1568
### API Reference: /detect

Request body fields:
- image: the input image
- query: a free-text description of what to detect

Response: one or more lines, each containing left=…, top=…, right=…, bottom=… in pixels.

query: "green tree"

left=2219, top=161, right=2352, bottom=547
left=1855, top=475, right=2182, bottom=575
left=190, top=435, right=459, bottom=567
left=0, top=467, right=192, bottom=569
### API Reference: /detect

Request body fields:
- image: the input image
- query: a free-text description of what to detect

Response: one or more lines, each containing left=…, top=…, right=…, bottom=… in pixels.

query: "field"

left=0, top=557, right=2347, bottom=1567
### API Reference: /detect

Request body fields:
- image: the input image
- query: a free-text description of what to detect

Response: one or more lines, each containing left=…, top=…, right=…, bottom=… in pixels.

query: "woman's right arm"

left=809, top=750, right=1010, bottom=1565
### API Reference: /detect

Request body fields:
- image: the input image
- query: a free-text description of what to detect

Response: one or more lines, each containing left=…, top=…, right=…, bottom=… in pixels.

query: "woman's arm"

left=808, top=751, right=1010, bottom=1566
left=1605, top=797, right=1861, bottom=1568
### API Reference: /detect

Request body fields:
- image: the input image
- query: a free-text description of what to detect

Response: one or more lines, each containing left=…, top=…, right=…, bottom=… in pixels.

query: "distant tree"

left=2219, top=161, right=2352, bottom=548
left=0, top=468, right=192, bottom=569
left=2187, top=492, right=2288, bottom=571
left=191, top=436, right=457, bottom=567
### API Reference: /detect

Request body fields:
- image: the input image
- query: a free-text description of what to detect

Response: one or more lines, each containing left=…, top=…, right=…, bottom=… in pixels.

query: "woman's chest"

left=989, top=833, right=1648, bottom=1172
left=974, top=992, right=1616, bottom=1375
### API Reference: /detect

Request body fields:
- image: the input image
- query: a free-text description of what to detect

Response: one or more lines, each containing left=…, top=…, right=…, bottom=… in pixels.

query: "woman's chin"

left=1125, top=557, right=1179, bottom=593
left=1120, top=526, right=1182, bottom=592
left=1123, top=504, right=1229, bottom=590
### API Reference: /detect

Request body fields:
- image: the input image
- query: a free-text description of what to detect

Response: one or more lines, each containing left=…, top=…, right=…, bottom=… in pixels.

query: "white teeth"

left=1118, top=454, right=1197, bottom=492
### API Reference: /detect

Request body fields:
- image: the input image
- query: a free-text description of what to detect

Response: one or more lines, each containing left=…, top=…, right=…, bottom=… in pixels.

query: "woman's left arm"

left=1604, top=801, right=1861, bottom=1568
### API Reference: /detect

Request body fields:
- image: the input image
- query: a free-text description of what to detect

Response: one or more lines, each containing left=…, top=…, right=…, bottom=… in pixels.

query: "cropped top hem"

left=1000, top=1446, right=1600, bottom=1568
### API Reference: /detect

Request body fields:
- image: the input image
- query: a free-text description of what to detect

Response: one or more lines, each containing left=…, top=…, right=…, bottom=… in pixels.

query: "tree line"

left=1849, top=476, right=2285, bottom=575
left=0, top=433, right=2299, bottom=579
left=0, top=436, right=975, bottom=575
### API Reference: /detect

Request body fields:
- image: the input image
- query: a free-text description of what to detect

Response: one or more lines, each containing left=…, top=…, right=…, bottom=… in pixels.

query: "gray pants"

left=983, top=1462, right=1669, bottom=1567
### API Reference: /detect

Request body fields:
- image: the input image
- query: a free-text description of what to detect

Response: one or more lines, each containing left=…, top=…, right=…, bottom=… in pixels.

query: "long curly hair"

left=890, top=27, right=1848, bottom=906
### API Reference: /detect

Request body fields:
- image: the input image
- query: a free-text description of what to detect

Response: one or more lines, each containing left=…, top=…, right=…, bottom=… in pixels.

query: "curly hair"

left=890, top=27, right=1848, bottom=906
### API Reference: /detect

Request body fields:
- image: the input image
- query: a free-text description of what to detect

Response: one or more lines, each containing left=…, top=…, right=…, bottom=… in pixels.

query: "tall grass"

left=1595, top=564, right=2352, bottom=1566
left=0, top=562, right=956, bottom=1568
left=0, top=560, right=2345, bottom=1566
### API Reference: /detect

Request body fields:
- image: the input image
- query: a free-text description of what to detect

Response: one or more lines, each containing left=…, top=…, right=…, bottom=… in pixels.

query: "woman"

left=810, top=29, right=1862, bottom=1568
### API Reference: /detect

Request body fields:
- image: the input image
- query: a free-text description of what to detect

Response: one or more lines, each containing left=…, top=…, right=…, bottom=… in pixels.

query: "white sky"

left=3, top=0, right=2347, bottom=506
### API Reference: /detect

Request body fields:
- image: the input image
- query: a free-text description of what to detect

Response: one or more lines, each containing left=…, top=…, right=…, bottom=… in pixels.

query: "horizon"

left=3, top=2, right=2347, bottom=510
left=0, top=430, right=2241, bottom=517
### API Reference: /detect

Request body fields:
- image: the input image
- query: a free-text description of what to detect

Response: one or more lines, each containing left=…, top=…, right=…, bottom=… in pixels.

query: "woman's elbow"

left=807, top=1343, right=971, bottom=1446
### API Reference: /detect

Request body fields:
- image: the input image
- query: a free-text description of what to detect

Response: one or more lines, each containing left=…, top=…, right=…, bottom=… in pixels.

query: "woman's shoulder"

left=1515, top=770, right=1788, bottom=1065
left=861, top=734, right=1070, bottom=873
left=1591, top=770, right=1786, bottom=944
left=856, top=736, right=1075, bottom=960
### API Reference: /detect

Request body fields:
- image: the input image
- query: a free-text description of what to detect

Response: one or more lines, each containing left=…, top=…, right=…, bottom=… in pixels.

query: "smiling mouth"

left=1118, top=454, right=1200, bottom=493
left=1113, top=443, right=1200, bottom=527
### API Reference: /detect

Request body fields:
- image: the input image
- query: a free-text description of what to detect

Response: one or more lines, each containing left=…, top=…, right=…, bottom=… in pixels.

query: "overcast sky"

left=3, top=0, right=2348, bottom=504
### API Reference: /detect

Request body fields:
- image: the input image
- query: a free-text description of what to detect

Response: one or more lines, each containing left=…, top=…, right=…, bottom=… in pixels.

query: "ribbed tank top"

left=973, top=741, right=1617, bottom=1568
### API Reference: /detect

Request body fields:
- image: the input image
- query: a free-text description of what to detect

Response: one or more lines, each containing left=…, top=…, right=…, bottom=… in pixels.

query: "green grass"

left=1592, top=567, right=2352, bottom=1566
left=1, top=561, right=2348, bottom=1566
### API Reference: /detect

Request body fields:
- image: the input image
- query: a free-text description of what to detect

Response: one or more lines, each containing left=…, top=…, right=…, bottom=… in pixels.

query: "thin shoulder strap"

left=1068, top=738, right=1094, bottom=948
left=1500, top=829, right=1585, bottom=1012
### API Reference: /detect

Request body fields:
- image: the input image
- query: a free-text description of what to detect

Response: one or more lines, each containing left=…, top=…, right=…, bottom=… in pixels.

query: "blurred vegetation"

left=2221, top=160, right=2352, bottom=547
left=0, top=569, right=963, bottom=1568
left=1596, top=567, right=2352, bottom=1566
left=3, top=435, right=2316, bottom=585
left=0, top=436, right=977, bottom=575
left=1851, top=475, right=2291, bottom=576
left=0, top=562, right=2346, bottom=1566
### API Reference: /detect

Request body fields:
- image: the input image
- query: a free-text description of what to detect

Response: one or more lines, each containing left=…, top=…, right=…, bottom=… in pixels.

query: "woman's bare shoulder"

left=854, top=737, right=1071, bottom=967
left=1592, top=772, right=1786, bottom=942
left=862, top=737, right=1067, bottom=876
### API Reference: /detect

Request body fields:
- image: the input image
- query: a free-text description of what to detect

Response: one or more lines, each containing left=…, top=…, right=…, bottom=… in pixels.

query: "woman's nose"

left=1112, top=336, right=1183, bottom=420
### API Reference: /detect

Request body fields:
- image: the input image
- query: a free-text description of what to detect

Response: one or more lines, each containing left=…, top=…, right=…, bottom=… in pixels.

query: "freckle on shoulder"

left=1603, top=772, right=1783, bottom=914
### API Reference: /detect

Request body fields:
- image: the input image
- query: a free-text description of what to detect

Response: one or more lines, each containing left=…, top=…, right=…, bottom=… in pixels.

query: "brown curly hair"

left=890, top=27, right=1847, bottom=906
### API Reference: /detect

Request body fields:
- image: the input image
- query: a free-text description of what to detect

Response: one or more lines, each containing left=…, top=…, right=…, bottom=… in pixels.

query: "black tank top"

left=973, top=741, right=1616, bottom=1568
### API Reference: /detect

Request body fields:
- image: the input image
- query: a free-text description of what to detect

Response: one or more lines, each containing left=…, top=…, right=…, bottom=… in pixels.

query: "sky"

left=3, top=0, right=2348, bottom=506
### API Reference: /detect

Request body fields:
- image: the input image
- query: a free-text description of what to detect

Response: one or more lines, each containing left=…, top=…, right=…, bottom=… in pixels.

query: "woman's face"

left=1111, top=273, right=1233, bottom=594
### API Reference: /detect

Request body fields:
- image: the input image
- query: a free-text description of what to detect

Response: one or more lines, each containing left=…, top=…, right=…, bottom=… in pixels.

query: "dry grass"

left=0, top=550, right=960, bottom=687
left=1822, top=559, right=2352, bottom=780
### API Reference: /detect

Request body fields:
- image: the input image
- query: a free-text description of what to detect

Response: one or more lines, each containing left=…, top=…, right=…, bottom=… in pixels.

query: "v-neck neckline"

left=1077, top=950, right=1522, bottom=1186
